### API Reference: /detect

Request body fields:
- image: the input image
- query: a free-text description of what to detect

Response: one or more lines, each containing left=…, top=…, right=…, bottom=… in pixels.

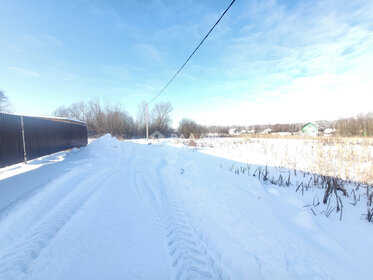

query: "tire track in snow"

left=0, top=167, right=120, bottom=280
left=0, top=164, right=96, bottom=249
left=136, top=159, right=223, bottom=280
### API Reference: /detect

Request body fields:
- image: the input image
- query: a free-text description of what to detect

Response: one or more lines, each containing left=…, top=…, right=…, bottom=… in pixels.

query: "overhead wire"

left=146, top=0, right=236, bottom=106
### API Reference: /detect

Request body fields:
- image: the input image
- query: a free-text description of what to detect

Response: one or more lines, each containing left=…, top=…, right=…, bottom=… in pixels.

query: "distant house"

left=261, top=128, right=272, bottom=134
left=170, top=133, right=178, bottom=139
left=324, top=128, right=336, bottom=136
left=302, top=122, right=318, bottom=134
left=228, top=128, right=239, bottom=135
left=201, top=133, right=220, bottom=139
left=150, top=131, right=165, bottom=139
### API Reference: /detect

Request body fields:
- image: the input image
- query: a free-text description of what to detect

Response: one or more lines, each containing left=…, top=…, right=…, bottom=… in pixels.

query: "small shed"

left=302, top=122, right=318, bottom=134
left=324, top=128, right=336, bottom=136
left=150, top=130, right=165, bottom=139
left=228, top=128, right=239, bottom=135
left=262, top=128, right=272, bottom=134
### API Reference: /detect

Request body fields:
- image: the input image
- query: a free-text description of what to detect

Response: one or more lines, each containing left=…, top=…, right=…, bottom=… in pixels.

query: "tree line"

left=178, top=114, right=373, bottom=138
left=1, top=91, right=372, bottom=138
left=53, top=99, right=232, bottom=139
left=51, top=100, right=373, bottom=138
left=0, top=90, right=11, bottom=113
left=335, top=113, right=373, bottom=137
left=53, top=99, right=174, bottom=138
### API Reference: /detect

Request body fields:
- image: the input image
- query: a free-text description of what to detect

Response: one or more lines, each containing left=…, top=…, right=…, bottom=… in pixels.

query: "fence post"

left=21, top=115, right=27, bottom=163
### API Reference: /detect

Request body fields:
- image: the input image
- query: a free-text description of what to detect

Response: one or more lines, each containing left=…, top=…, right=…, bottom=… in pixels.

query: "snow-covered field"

left=192, top=137, right=373, bottom=185
left=0, top=135, right=372, bottom=280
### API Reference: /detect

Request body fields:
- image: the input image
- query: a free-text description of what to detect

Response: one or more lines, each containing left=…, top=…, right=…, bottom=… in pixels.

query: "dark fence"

left=0, top=114, right=24, bottom=167
left=0, top=113, right=87, bottom=168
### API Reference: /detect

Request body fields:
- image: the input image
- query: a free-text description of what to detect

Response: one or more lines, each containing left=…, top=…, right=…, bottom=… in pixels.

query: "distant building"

left=302, top=122, right=318, bottom=134
left=261, top=128, right=272, bottom=134
left=170, top=133, right=178, bottom=139
left=228, top=128, right=239, bottom=135
left=324, top=128, right=336, bottom=136
left=201, top=133, right=220, bottom=139
left=150, top=131, right=165, bottom=139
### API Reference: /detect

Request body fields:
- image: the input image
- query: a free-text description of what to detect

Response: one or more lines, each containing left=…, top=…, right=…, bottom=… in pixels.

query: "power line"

left=144, top=0, right=236, bottom=139
left=147, top=0, right=236, bottom=105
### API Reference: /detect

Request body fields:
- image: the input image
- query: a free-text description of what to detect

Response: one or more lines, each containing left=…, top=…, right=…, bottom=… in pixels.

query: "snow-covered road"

left=0, top=135, right=372, bottom=280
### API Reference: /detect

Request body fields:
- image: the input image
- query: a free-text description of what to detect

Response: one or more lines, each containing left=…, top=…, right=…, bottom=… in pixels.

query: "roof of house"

left=150, top=131, right=165, bottom=138
left=302, top=122, right=318, bottom=129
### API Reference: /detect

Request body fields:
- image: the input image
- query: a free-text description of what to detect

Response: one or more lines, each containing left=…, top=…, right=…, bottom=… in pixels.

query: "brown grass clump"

left=188, top=139, right=197, bottom=147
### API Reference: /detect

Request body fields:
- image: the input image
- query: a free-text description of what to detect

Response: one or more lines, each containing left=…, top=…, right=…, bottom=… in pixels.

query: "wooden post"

left=21, top=115, right=27, bottom=163
left=145, top=104, right=149, bottom=140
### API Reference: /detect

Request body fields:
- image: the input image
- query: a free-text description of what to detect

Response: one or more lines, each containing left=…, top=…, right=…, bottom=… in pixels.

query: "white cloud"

left=21, top=35, right=46, bottom=47
left=132, top=43, right=163, bottom=63
left=192, top=71, right=372, bottom=126
left=186, top=0, right=373, bottom=125
left=102, top=66, right=131, bottom=81
left=20, top=34, right=63, bottom=48
left=42, top=34, right=63, bottom=46
left=10, top=66, right=40, bottom=78
left=8, top=46, right=27, bottom=54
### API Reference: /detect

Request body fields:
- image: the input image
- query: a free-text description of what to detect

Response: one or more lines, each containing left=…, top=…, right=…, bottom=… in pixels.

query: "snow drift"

left=0, top=135, right=372, bottom=280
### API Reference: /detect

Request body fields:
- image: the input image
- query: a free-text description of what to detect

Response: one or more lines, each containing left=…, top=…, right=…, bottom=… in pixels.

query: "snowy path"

left=0, top=135, right=372, bottom=279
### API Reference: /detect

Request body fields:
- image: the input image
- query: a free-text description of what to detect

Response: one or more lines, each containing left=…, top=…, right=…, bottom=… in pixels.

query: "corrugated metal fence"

left=0, top=113, right=87, bottom=168
left=0, top=114, right=24, bottom=167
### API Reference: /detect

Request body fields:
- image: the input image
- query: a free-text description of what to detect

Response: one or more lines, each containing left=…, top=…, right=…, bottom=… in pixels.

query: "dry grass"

left=189, top=135, right=373, bottom=222
left=196, top=135, right=373, bottom=185
left=188, top=139, right=197, bottom=147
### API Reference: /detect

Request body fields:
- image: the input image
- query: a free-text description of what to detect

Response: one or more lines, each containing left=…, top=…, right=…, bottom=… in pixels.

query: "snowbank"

left=0, top=134, right=372, bottom=279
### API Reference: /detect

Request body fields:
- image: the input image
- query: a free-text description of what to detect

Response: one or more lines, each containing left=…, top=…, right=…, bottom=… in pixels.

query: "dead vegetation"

left=188, top=139, right=197, bottom=147
left=192, top=135, right=373, bottom=185
left=197, top=136, right=373, bottom=223
left=225, top=161, right=372, bottom=222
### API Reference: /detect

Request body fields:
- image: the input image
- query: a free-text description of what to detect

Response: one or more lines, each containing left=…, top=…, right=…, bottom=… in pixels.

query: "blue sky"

left=1, top=0, right=372, bottom=126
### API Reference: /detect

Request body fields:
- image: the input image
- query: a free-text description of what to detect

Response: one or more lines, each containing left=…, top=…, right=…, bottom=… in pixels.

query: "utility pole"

left=145, top=103, right=149, bottom=140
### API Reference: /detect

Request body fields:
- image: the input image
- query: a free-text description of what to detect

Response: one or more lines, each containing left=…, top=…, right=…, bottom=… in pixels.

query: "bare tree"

left=178, top=118, right=203, bottom=138
left=106, top=103, right=135, bottom=138
left=53, top=99, right=177, bottom=138
left=136, top=101, right=147, bottom=137
left=53, top=98, right=139, bottom=138
left=150, top=102, right=173, bottom=135
left=53, top=102, right=88, bottom=121
left=336, top=113, right=373, bottom=136
left=53, top=106, right=72, bottom=119
left=86, top=98, right=107, bottom=135
left=69, top=102, right=88, bottom=121
left=0, top=90, right=11, bottom=113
